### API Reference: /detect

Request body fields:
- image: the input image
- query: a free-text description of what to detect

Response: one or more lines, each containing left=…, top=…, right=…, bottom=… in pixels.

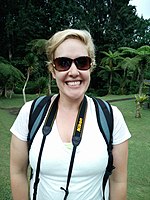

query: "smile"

left=66, top=81, right=81, bottom=86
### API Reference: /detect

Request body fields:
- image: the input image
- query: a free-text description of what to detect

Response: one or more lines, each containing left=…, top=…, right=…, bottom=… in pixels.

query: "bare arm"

left=109, top=140, right=129, bottom=200
left=10, top=134, right=29, bottom=200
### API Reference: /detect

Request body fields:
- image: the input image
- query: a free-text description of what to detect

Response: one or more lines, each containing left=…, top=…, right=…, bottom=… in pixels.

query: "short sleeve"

left=112, top=106, right=131, bottom=145
left=10, top=101, right=33, bottom=141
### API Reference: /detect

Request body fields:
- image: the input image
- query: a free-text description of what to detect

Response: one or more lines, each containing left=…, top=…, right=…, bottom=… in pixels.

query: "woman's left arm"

left=109, top=140, right=129, bottom=200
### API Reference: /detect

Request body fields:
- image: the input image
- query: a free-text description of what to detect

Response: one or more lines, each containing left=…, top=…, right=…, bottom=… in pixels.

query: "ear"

left=48, top=63, right=56, bottom=79
left=51, top=70, right=56, bottom=79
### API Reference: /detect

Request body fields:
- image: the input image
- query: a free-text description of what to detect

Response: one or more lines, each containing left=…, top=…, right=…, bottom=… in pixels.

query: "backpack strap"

left=33, top=94, right=59, bottom=200
left=92, top=97, right=114, bottom=200
left=28, top=95, right=52, bottom=150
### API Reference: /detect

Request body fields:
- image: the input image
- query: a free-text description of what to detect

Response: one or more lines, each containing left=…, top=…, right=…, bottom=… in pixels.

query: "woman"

left=10, top=29, right=131, bottom=200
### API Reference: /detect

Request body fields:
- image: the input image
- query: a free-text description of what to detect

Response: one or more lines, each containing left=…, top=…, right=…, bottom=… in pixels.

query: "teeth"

left=67, top=81, right=81, bottom=86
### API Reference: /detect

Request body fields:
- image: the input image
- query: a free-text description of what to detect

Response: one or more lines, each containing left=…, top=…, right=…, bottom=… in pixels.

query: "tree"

left=99, top=50, right=123, bottom=94
left=119, top=45, right=150, bottom=95
left=103, top=0, right=139, bottom=50
left=117, top=57, right=138, bottom=94
left=26, top=38, right=52, bottom=95
left=23, top=52, right=39, bottom=103
left=135, top=94, right=148, bottom=118
left=132, top=18, right=150, bottom=48
left=0, top=57, right=24, bottom=98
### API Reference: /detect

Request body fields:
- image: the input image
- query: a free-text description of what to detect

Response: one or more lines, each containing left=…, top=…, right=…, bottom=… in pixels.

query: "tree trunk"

left=108, top=73, right=112, bottom=94
left=4, top=85, right=7, bottom=98
left=138, top=67, right=144, bottom=95
left=22, top=68, right=30, bottom=103
left=138, top=80, right=144, bottom=96
left=135, top=102, right=142, bottom=118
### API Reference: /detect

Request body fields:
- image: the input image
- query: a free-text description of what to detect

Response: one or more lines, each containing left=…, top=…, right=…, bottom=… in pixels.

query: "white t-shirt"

left=10, top=96, right=131, bottom=200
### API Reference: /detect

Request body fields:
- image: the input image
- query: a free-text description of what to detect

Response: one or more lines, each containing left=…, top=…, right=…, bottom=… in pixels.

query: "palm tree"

left=135, top=94, right=148, bottom=118
left=119, top=45, right=150, bottom=95
left=119, top=45, right=150, bottom=118
left=27, top=39, right=52, bottom=95
left=0, top=57, right=24, bottom=98
left=99, top=50, right=123, bottom=94
left=23, top=39, right=49, bottom=103
left=117, top=57, right=138, bottom=94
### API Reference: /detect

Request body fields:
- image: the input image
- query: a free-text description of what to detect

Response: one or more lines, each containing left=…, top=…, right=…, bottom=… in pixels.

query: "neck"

left=58, top=94, right=84, bottom=111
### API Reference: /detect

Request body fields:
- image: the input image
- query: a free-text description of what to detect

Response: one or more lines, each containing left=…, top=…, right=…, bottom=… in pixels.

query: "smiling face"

left=52, top=38, right=91, bottom=101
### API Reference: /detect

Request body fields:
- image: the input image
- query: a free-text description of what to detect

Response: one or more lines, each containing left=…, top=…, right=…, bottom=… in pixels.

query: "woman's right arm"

left=10, top=134, right=29, bottom=200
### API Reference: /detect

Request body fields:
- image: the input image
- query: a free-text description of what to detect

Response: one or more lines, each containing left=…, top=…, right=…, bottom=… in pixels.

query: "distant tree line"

left=0, top=0, right=150, bottom=98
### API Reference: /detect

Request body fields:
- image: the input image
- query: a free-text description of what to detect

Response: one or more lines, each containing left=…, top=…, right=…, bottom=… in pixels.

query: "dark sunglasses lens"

left=54, top=58, right=71, bottom=71
left=75, top=57, right=91, bottom=70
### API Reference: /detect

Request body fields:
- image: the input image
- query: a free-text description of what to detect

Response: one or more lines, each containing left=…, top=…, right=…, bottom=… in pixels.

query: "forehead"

left=54, top=38, right=88, bottom=58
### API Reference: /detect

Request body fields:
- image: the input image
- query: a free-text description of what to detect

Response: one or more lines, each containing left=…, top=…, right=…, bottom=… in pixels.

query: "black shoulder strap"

left=92, top=97, right=114, bottom=200
left=60, top=96, right=87, bottom=200
left=33, top=95, right=59, bottom=200
left=28, top=95, right=52, bottom=150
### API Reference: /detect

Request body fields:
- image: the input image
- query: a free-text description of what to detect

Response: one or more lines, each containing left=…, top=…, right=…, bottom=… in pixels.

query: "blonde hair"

left=46, top=29, right=96, bottom=72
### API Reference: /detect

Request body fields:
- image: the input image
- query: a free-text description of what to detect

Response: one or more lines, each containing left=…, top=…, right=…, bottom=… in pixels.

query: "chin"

left=67, top=92, right=85, bottom=100
left=60, top=87, right=88, bottom=100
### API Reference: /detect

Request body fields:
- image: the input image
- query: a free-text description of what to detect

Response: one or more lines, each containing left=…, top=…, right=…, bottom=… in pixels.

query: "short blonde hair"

left=46, top=29, right=96, bottom=72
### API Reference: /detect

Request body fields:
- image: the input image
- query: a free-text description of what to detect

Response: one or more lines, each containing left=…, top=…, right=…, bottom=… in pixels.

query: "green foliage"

left=0, top=57, right=25, bottom=89
left=134, top=93, right=148, bottom=118
left=27, top=39, right=47, bottom=55
left=1, top=0, right=148, bottom=60
left=25, top=77, right=48, bottom=94
left=14, top=77, right=48, bottom=95
left=119, top=46, right=150, bottom=94
left=99, top=50, right=123, bottom=94
left=0, top=0, right=150, bottom=96
left=25, top=39, right=48, bottom=79
left=133, top=18, right=150, bottom=47
left=135, top=94, right=148, bottom=104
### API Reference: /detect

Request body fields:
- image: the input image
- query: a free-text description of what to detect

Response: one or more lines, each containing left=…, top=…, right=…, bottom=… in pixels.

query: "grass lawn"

left=108, top=99, right=150, bottom=200
left=0, top=94, right=150, bottom=199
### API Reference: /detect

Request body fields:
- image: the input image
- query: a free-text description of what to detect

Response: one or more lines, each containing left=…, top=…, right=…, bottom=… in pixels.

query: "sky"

left=129, top=0, right=150, bottom=19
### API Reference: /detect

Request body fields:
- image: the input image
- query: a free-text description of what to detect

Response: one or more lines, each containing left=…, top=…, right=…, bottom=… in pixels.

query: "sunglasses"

left=53, top=56, right=92, bottom=72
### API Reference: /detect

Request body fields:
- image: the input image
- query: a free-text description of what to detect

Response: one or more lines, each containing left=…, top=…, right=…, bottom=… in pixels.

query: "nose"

left=68, top=62, right=79, bottom=76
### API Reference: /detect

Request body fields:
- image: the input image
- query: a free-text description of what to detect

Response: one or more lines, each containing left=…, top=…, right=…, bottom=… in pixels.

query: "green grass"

left=0, top=94, right=150, bottom=199
left=0, top=94, right=36, bottom=200
left=106, top=98, right=150, bottom=200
